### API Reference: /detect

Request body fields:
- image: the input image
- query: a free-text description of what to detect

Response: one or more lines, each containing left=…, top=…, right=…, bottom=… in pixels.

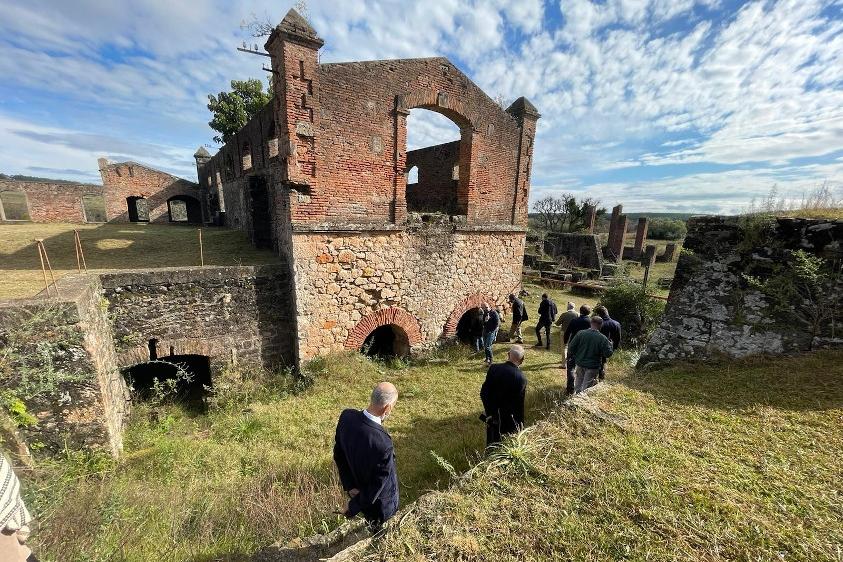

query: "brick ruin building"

left=195, top=9, right=539, bottom=360
left=0, top=160, right=203, bottom=224
left=0, top=8, right=538, bottom=456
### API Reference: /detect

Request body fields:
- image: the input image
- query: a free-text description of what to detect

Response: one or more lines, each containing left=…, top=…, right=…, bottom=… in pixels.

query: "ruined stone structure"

left=196, top=9, right=539, bottom=360
left=0, top=160, right=203, bottom=224
left=640, top=216, right=843, bottom=366
left=543, top=232, right=603, bottom=271
left=605, top=204, right=652, bottom=262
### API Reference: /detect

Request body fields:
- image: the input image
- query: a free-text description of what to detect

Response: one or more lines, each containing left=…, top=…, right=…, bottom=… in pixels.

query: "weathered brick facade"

left=0, top=179, right=103, bottom=222
left=197, top=9, right=539, bottom=360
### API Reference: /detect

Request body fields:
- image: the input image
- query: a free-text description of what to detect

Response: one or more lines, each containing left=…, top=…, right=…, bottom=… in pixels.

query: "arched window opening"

left=167, top=195, right=202, bottom=224
left=82, top=195, right=106, bottom=223
left=361, top=324, right=410, bottom=359
left=126, top=196, right=149, bottom=223
left=405, top=108, right=463, bottom=216
left=0, top=192, right=31, bottom=221
left=455, top=307, right=483, bottom=348
left=122, top=354, right=211, bottom=411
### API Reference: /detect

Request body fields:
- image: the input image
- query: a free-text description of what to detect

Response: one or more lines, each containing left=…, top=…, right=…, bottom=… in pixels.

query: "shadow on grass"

left=623, top=350, right=843, bottom=412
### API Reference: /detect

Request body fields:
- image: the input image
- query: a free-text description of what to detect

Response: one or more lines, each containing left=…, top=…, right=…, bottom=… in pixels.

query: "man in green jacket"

left=567, top=316, right=613, bottom=393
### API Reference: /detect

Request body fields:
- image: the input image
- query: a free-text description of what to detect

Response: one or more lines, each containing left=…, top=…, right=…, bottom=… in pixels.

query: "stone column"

left=641, top=244, right=658, bottom=289
left=609, top=212, right=627, bottom=261
left=583, top=204, right=597, bottom=233
left=633, top=217, right=649, bottom=258
left=662, top=242, right=677, bottom=262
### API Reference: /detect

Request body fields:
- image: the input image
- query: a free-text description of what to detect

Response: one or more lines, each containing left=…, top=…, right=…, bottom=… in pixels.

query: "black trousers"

left=565, top=355, right=576, bottom=394
left=535, top=319, right=551, bottom=347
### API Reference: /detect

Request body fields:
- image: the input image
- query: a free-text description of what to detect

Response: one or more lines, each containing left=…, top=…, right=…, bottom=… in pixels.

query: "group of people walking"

left=334, top=290, right=623, bottom=530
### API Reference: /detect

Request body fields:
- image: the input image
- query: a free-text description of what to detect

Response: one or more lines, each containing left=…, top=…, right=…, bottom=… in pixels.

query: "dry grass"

left=0, top=223, right=280, bottom=300
left=361, top=350, right=843, bottom=561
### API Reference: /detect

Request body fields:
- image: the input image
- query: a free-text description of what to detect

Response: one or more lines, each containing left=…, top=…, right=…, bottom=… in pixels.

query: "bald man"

left=333, top=382, right=400, bottom=528
left=480, top=345, right=527, bottom=447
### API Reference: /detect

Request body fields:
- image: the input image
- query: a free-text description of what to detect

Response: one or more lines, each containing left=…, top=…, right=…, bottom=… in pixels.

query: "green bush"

left=598, top=282, right=666, bottom=348
left=647, top=218, right=687, bottom=240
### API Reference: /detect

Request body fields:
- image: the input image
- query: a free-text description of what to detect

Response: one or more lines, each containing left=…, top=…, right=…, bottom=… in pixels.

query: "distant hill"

left=0, top=173, right=89, bottom=185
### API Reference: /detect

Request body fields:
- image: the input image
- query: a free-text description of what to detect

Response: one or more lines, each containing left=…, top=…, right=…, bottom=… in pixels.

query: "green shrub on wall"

left=598, top=282, right=666, bottom=348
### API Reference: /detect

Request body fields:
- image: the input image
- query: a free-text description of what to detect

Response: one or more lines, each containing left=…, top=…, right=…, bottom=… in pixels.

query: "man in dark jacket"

left=507, top=293, right=528, bottom=343
left=481, top=303, right=501, bottom=364
left=562, top=304, right=592, bottom=394
left=534, top=294, right=558, bottom=349
left=470, top=307, right=485, bottom=352
left=480, top=345, right=527, bottom=447
left=334, top=382, right=400, bottom=529
left=594, top=305, right=621, bottom=381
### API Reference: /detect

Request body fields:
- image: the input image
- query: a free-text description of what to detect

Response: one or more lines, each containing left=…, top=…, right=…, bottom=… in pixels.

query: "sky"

left=0, top=0, right=841, bottom=214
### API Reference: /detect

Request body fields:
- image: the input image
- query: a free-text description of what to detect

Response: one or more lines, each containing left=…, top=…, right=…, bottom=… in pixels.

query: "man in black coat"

left=534, top=293, right=558, bottom=349
left=334, top=382, right=400, bottom=529
left=594, top=305, right=621, bottom=381
left=508, top=293, right=528, bottom=343
left=480, top=345, right=527, bottom=447
left=563, top=304, right=592, bottom=394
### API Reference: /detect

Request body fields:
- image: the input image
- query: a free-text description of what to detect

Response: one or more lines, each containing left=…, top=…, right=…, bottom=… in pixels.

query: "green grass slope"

left=360, top=351, right=843, bottom=562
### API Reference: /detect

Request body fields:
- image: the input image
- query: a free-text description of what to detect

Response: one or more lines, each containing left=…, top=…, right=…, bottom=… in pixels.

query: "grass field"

left=0, top=223, right=280, bottom=300
left=362, top=350, right=843, bottom=561
left=21, top=285, right=593, bottom=562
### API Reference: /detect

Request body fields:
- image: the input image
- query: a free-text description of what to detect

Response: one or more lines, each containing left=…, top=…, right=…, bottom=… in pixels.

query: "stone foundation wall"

left=543, top=232, right=603, bottom=271
left=291, top=225, right=525, bottom=359
left=101, top=265, right=297, bottom=369
left=0, top=276, right=128, bottom=457
left=639, top=216, right=843, bottom=366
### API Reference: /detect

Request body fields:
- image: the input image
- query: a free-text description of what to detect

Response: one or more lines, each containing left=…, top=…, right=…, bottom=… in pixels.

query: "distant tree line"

left=647, top=218, right=687, bottom=240
left=531, top=194, right=606, bottom=233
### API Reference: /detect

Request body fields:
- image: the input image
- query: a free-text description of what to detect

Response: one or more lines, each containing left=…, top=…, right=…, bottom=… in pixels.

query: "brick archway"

left=442, top=293, right=498, bottom=340
left=345, top=308, right=423, bottom=351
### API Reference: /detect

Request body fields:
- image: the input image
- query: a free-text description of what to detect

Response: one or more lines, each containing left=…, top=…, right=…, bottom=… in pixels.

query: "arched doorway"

left=127, top=196, right=149, bottom=222
left=122, top=354, right=211, bottom=408
left=442, top=293, right=496, bottom=341
left=455, top=307, right=483, bottom=347
left=361, top=324, right=411, bottom=358
left=167, top=195, right=202, bottom=223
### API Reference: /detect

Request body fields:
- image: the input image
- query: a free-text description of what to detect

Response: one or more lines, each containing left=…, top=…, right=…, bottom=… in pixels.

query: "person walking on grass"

left=508, top=293, right=528, bottom=344
left=481, top=302, right=501, bottom=365
left=555, top=302, right=578, bottom=335
left=567, top=316, right=613, bottom=393
left=0, top=454, right=38, bottom=562
left=333, top=382, right=400, bottom=531
left=563, top=304, right=592, bottom=394
left=480, top=345, right=527, bottom=447
left=470, top=306, right=485, bottom=353
left=534, top=294, right=557, bottom=350
left=594, top=305, right=621, bottom=382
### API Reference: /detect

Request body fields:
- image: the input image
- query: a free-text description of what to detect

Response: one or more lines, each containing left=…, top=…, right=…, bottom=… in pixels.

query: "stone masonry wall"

left=640, top=216, right=843, bottom=366
left=101, top=265, right=297, bottom=369
left=291, top=226, right=525, bottom=359
left=543, top=232, right=603, bottom=271
left=405, top=140, right=460, bottom=215
left=0, top=275, right=128, bottom=457
left=0, top=179, right=104, bottom=223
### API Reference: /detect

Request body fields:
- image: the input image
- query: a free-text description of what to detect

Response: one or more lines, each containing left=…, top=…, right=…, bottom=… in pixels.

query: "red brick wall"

left=0, top=180, right=103, bottom=223
left=405, top=140, right=460, bottom=214
left=99, top=161, right=203, bottom=223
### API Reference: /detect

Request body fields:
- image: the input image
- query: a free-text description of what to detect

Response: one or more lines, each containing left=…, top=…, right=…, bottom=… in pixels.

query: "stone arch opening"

left=405, top=108, right=464, bottom=216
left=455, top=307, right=483, bottom=346
left=167, top=195, right=202, bottom=224
left=443, top=293, right=497, bottom=340
left=346, top=308, right=423, bottom=355
left=126, top=196, right=149, bottom=222
left=361, top=324, right=411, bottom=358
left=122, top=354, right=211, bottom=408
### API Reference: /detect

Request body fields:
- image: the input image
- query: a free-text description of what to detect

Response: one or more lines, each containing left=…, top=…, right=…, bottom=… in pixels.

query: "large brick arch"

left=345, top=308, right=423, bottom=351
left=442, top=293, right=498, bottom=340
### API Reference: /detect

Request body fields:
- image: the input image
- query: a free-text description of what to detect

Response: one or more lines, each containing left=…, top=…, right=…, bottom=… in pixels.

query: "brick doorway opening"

left=167, top=195, right=202, bottom=224
left=361, top=324, right=410, bottom=359
left=248, top=176, right=272, bottom=248
left=455, top=307, right=482, bottom=346
left=126, top=196, right=149, bottom=222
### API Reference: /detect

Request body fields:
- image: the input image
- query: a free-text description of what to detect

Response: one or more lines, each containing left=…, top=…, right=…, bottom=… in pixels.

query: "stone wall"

left=0, top=276, right=128, bottom=456
left=102, top=265, right=297, bottom=369
left=0, top=179, right=104, bottom=223
left=543, top=232, right=603, bottom=271
left=639, top=216, right=843, bottom=366
left=405, top=140, right=460, bottom=215
left=291, top=225, right=524, bottom=359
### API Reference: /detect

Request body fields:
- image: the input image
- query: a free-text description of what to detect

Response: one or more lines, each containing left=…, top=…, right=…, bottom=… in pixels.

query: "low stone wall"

left=102, top=265, right=297, bottom=370
left=640, top=216, right=843, bottom=366
left=0, top=179, right=104, bottom=223
left=543, top=232, right=603, bottom=270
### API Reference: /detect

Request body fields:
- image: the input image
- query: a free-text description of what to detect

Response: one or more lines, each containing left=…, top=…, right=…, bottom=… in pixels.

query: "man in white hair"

left=333, top=382, right=400, bottom=529
left=480, top=345, right=527, bottom=447
left=0, top=454, right=38, bottom=561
